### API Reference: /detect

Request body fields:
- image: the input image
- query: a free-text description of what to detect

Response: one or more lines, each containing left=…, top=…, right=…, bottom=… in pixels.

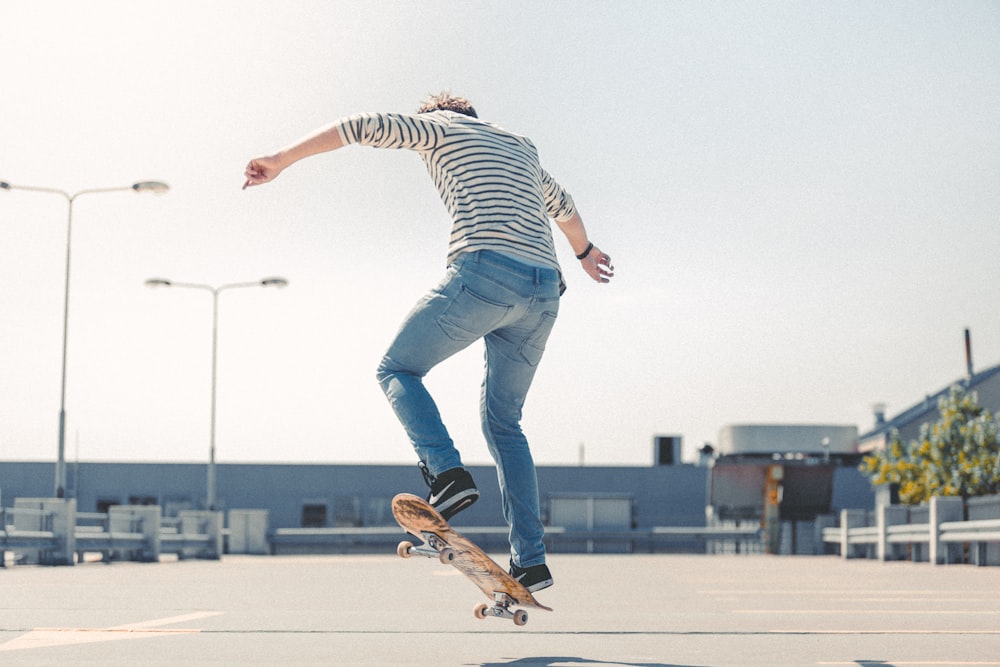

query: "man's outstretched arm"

left=243, top=123, right=346, bottom=189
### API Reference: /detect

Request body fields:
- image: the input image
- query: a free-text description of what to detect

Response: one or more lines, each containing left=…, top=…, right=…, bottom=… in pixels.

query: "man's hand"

left=242, top=155, right=284, bottom=190
left=581, top=245, right=614, bottom=284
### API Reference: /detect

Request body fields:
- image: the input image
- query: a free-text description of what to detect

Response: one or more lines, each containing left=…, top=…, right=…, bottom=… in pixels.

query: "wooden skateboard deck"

left=391, top=493, right=552, bottom=625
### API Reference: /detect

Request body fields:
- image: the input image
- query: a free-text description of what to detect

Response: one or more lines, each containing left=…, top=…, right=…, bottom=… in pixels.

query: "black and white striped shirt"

left=335, top=110, right=577, bottom=271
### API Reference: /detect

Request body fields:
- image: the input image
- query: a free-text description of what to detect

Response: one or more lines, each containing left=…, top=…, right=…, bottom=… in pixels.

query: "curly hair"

left=417, top=91, right=478, bottom=118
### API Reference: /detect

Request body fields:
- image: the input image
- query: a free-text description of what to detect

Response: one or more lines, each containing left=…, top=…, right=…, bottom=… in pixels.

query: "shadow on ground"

left=480, top=658, right=701, bottom=667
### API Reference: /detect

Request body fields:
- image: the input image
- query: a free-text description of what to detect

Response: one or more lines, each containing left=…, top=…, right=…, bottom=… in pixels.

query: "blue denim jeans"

left=376, top=250, right=561, bottom=567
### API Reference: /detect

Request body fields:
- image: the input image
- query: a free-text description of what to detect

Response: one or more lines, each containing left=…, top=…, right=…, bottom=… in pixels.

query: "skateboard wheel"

left=438, top=547, right=455, bottom=564
left=397, top=541, right=414, bottom=559
left=473, top=603, right=488, bottom=620
left=512, top=609, right=528, bottom=626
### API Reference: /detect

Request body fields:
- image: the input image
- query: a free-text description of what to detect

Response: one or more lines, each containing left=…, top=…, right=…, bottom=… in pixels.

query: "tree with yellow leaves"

left=860, top=385, right=1000, bottom=504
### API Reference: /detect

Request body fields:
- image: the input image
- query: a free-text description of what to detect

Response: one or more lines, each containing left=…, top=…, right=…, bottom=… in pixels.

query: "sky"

left=1, top=1, right=998, bottom=472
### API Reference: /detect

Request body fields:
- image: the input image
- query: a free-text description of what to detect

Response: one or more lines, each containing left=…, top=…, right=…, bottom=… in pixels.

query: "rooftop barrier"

left=1, top=499, right=222, bottom=566
left=821, top=493, right=1000, bottom=565
left=4, top=499, right=765, bottom=563
left=270, top=524, right=762, bottom=555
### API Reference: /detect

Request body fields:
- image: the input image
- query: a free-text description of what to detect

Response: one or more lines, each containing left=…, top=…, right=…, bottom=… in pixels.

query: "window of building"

left=333, top=496, right=362, bottom=527
left=96, top=498, right=121, bottom=514
left=301, top=502, right=328, bottom=528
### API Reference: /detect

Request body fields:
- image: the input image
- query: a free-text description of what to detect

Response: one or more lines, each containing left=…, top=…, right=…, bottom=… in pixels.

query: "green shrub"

left=860, top=385, right=1000, bottom=504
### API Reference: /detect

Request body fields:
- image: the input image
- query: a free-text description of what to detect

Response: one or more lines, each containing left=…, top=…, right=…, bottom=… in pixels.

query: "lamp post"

left=145, top=277, right=288, bottom=510
left=2, top=179, right=170, bottom=498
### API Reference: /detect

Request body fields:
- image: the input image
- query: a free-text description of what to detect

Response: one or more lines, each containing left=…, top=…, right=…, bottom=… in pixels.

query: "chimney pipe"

left=873, top=402, right=887, bottom=427
left=965, top=328, right=974, bottom=380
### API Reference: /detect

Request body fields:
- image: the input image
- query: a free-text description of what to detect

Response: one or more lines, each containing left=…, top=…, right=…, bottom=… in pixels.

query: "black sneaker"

left=509, top=560, right=553, bottom=593
left=419, top=462, right=479, bottom=521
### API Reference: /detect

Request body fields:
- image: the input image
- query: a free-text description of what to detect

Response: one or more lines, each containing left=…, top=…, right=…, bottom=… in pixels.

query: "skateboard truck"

left=474, top=592, right=529, bottom=626
left=397, top=531, right=456, bottom=564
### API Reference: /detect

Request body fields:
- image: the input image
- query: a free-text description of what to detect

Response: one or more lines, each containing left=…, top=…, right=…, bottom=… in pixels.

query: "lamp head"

left=0, top=181, right=10, bottom=190
left=261, top=277, right=289, bottom=288
left=145, top=278, right=173, bottom=287
left=132, top=181, right=170, bottom=194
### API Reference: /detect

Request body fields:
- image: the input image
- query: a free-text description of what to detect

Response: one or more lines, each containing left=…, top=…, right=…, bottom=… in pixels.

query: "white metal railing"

left=0, top=507, right=59, bottom=560
left=270, top=524, right=761, bottom=555
left=271, top=525, right=517, bottom=555
left=822, top=496, right=1000, bottom=566
left=939, top=518, right=1000, bottom=543
left=0, top=503, right=774, bottom=562
left=1, top=502, right=222, bottom=567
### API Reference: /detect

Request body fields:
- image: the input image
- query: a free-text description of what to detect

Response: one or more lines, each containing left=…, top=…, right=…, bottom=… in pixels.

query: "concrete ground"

left=1, top=552, right=998, bottom=666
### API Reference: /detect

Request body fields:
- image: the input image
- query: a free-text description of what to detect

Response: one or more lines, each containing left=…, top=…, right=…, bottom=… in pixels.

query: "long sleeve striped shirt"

left=334, top=110, right=577, bottom=272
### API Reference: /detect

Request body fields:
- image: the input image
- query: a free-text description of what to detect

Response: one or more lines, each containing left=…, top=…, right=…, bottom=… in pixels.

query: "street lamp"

left=145, top=276, right=288, bottom=510
left=2, top=179, right=170, bottom=498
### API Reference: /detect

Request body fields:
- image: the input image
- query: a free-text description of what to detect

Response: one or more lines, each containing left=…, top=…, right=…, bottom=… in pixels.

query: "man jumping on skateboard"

left=243, top=92, right=613, bottom=593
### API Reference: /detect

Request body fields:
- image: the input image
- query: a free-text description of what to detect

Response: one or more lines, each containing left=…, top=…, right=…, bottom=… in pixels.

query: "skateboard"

left=391, top=493, right=552, bottom=626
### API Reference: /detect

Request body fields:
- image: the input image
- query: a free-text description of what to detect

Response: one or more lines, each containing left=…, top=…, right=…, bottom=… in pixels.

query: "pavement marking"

left=703, top=589, right=999, bottom=599
left=818, top=662, right=1000, bottom=666
left=740, top=609, right=998, bottom=615
left=706, top=592, right=998, bottom=603
left=774, top=629, right=1000, bottom=635
left=0, top=611, right=223, bottom=652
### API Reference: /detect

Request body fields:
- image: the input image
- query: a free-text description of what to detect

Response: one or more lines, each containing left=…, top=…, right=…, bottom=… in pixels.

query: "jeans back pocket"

left=436, top=286, right=513, bottom=342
